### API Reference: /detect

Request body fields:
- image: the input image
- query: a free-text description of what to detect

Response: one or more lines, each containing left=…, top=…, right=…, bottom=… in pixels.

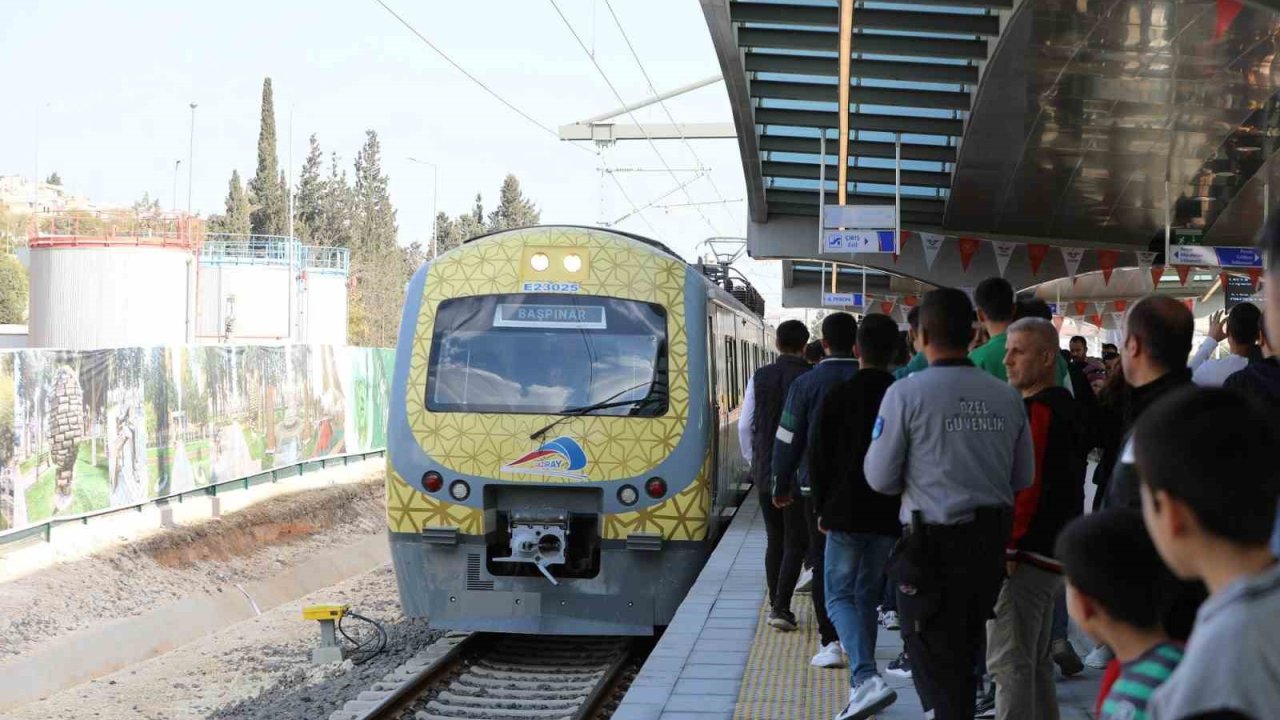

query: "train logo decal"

left=500, top=436, right=589, bottom=479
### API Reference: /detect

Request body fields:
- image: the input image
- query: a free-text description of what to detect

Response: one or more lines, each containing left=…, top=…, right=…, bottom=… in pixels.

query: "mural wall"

left=0, top=344, right=392, bottom=533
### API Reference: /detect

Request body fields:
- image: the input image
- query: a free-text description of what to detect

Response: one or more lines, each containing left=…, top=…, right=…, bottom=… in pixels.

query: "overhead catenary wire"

left=546, top=0, right=721, bottom=237
left=600, top=0, right=739, bottom=231
left=370, top=0, right=667, bottom=233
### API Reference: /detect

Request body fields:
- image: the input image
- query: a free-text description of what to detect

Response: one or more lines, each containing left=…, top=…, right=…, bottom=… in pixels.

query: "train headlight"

left=530, top=252, right=550, bottom=271
left=422, top=471, right=444, bottom=493
left=645, top=477, right=668, bottom=499
left=617, top=485, right=639, bottom=506
left=449, top=480, right=470, bottom=501
left=563, top=253, right=583, bottom=272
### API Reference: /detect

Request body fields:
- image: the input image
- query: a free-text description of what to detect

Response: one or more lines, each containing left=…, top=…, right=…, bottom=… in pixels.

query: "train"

left=386, top=225, right=770, bottom=635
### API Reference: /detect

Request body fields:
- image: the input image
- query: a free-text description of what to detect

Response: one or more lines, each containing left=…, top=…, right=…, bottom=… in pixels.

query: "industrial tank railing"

left=200, top=234, right=349, bottom=274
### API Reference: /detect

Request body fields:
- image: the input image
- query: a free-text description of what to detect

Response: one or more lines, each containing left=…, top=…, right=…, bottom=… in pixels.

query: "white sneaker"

left=1085, top=644, right=1114, bottom=669
left=796, top=566, right=814, bottom=593
left=834, top=675, right=897, bottom=720
left=880, top=610, right=900, bottom=630
left=811, top=641, right=847, bottom=668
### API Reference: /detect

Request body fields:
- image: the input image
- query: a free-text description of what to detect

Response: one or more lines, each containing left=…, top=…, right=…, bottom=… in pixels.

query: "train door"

left=706, top=311, right=720, bottom=513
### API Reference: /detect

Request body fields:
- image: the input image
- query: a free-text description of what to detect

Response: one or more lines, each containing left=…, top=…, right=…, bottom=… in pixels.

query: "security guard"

left=864, top=287, right=1034, bottom=720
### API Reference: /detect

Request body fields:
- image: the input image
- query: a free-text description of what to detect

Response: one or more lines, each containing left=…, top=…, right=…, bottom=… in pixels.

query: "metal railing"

left=28, top=211, right=204, bottom=250
left=200, top=234, right=349, bottom=275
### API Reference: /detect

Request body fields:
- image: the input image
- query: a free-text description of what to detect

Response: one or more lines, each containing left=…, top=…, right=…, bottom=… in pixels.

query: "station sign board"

left=823, top=205, right=897, bottom=229
left=1224, top=275, right=1265, bottom=312
left=822, top=292, right=864, bottom=308
left=823, top=230, right=897, bottom=254
left=1169, top=245, right=1263, bottom=268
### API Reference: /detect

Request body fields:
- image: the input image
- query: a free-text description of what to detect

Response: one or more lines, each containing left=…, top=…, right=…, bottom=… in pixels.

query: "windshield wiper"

left=528, top=381, right=656, bottom=441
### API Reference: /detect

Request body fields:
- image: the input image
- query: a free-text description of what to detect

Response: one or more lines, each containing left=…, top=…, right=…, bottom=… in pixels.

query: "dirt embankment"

left=0, top=466, right=386, bottom=660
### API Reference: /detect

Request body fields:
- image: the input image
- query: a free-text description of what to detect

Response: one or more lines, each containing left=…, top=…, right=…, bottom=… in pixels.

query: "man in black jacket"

left=739, top=319, right=812, bottom=631
left=988, top=318, right=1087, bottom=720
left=808, top=313, right=902, bottom=720
left=1103, top=295, right=1194, bottom=510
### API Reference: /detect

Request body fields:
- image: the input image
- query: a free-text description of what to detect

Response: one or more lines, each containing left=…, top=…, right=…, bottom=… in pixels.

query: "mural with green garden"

left=0, top=344, right=392, bottom=533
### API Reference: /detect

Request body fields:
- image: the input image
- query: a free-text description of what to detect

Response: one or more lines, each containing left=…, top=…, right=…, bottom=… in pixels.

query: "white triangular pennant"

left=1110, top=311, right=1125, bottom=328
left=920, top=233, right=945, bottom=270
left=1136, top=251, right=1158, bottom=273
left=1061, top=248, right=1085, bottom=282
left=992, top=241, right=1016, bottom=277
left=1094, top=301, right=1108, bottom=317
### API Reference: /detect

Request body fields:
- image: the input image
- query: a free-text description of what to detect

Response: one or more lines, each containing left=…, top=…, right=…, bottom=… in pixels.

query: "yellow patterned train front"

left=387, top=226, right=768, bottom=634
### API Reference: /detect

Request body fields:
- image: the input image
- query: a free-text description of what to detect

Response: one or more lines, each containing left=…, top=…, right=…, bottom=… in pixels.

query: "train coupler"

left=492, top=510, right=569, bottom=585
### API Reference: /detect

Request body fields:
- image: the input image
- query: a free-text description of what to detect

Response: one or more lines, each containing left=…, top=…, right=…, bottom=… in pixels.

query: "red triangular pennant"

left=1097, top=249, right=1119, bottom=285
left=881, top=300, right=895, bottom=315
left=1051, top=316, right=1064, bottom=332
left=1220, top=272, right=1231, bottom=292
left=1074, top=301, right=1088, bottom=316
left=1089, top=313, right=1103, bottom=328
left=1114, top=299, right=1128, bottom=313
left=1216, top=0, right=1244, bottom=40
left=1150, top=265, right=1165, bottom=287
left=1026, top=244, right=1049, bottom=276
left=904, top=295, right=919, bottom=308
left=1247, top=267, right=1263, bottom=290
left=1175, top=265, right=1192, bottom=286
left=957, top=237, right=981, bottom=272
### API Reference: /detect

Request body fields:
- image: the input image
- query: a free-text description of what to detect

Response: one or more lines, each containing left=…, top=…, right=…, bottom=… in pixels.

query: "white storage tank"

left=27, top=214, right=199, bottom=350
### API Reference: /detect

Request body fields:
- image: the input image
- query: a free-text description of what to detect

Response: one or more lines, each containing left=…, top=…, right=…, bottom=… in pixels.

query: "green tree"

left=0, top=255, right=28, bottom=324
left=210, top=170, right=251, bottom=235
left=348, top=130, right=404, bottom=347
left=294, top=134, right=325, bottom=243
left=487, top=174, right=540, bottom=231
left=249, top=77, right=287, bottom=236
left=132, top=193, right=161, bottom=215
left=45, top=172, right=62, bottom=186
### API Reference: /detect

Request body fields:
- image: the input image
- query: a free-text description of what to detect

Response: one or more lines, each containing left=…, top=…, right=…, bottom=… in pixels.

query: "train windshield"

left=426, top=294, right=669, bottom=416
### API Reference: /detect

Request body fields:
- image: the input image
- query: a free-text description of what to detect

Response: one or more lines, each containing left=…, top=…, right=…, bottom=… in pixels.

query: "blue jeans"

left=825, top=530, right=897, bottom=686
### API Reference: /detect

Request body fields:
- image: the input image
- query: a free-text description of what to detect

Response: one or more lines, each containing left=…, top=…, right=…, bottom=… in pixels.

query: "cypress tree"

left=294, top=134, right=325, bottom=243
left=488, top=174, right=540, bottom=231
left=249, top=77, right=287, bottom=236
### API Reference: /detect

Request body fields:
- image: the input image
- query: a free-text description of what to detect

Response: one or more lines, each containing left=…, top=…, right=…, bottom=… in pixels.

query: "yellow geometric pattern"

left=603, top=450, right=712, bottom=541
left=404, top=227, right=691, bottom=483
left=386, top=465, right=483, bottom=535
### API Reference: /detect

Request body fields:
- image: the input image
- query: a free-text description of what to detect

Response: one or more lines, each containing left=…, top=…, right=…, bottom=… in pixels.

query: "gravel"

left=0, top=461, right=384, bottom=660
left=7, top=564, right=444, bottom=720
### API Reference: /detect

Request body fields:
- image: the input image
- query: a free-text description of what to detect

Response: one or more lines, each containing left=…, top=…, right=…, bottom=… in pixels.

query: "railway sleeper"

left=474, top=662, right=606, bottom=677
left=450, top=679, right=596, bottom=699
left=484, top=651, right=619, bottom=665
left=423, top=699, right=578, bottom=719
left=434, top=690, right=585, bottom=710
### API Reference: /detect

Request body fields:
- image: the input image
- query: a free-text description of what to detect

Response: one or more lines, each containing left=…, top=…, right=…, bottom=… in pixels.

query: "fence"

left=0, top=343, right=393, bottom=539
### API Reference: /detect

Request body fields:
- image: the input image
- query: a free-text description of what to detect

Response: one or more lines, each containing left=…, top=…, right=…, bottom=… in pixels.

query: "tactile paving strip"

left=733, top=600, right=848, bottom=720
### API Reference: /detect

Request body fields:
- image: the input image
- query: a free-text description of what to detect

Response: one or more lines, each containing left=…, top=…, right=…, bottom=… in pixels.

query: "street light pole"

left=172, top=160, right=182, bottom=213
left=187, top=103, right=197, bottom=216
left=407, top=157, right=440, bottom=258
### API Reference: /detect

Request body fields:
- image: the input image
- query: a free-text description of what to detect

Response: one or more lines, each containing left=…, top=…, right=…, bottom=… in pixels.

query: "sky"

left=0, top=0, right=784, bottom=305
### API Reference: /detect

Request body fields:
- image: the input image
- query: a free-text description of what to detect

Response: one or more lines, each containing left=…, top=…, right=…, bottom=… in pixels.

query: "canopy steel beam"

left=756, top=107, right=964, bottom=137
left=763, top=160, right=951, bottom=188
left=700, top=0, right=767, bottom=221
left=750, top=79, right=971, bottom=110
left=738, top=27, right=989, bottom=60
left=730, top=2, right=1002, bottom=37
left=745, top=52, right=979, bottom=85
left=759, top=134, right=956, bottom=162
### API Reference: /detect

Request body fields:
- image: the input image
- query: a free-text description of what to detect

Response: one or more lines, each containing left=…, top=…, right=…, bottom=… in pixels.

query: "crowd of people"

left=738, top=225, right=1280, bottom=720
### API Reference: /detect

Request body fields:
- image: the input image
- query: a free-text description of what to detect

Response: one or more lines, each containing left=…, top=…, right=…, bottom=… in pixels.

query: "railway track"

left=339, top=633, right=636, bottom=720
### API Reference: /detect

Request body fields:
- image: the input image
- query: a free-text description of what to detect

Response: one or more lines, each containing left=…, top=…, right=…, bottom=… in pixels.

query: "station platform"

left=615, top=498, right=1104, bottom=720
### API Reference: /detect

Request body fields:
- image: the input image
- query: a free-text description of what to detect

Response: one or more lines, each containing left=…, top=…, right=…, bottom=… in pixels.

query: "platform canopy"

left=700, top=0, right=1280, bottom=305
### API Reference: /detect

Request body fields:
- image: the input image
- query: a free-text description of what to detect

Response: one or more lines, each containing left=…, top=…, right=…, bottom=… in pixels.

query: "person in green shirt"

left=894, top=306, right=927, bottom=379
left=970, top=278, right=1071, bottom=388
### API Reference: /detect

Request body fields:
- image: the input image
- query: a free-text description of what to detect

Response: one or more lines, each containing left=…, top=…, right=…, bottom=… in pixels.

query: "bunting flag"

left=1216, top=0, right=1244, bottom=40
left=1095, top=301, right=1108, bottom=318
left=1174, top=265, right=1192, bottom=286
left=1114, top=299, right=1128, bottom=313
left=992, top=241, right=1016, bottom=277
left=957, top=237, right=982, bottom=272
left=1027, top=244, right=1050, bottom=276
left=1062, top=248, right=1085, bottom=283
left=1136, top=251, right=1158, bottom=284
left=1074, top=301, right=1088, bottom=316
left=904, top=295, right=920, bottom=307
left=1248, top=267, right=1263, bottom=290
left=1052, top=315, right=1065, bottom=332
left=1089, top=313, right=1104, bottom=328
left=881, top=300, right=895, bottom=315
left=1097, top=249, right=1120, bottom=285
left=1150, top=264, right=1165, bottom=288
left=920, top=233, right=946, bottom=270
left=1110, top=311, right=1125, bottom=328
left=1220, top=272, right=1231, bottom=291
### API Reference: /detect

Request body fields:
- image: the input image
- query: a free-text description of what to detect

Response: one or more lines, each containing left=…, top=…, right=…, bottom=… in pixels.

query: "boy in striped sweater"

left=1056, top=510, right=1183, bottom=720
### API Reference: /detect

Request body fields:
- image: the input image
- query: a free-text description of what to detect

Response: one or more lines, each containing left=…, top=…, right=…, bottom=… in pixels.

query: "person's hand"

left=772, top=495, right=792, bottom=509
left=1207, top=310, right=1228, bottom=343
